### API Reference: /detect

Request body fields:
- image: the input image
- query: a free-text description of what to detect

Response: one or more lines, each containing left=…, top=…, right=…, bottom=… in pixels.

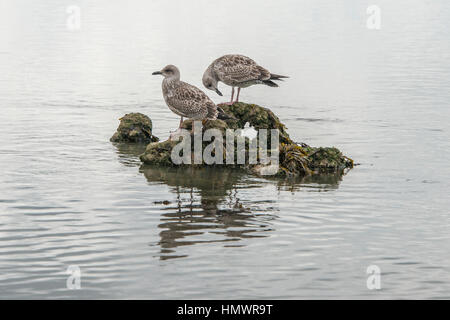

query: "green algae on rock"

left=139, top=139, right=179, bottom=165
left=135, top=102, right=353, bottom=176
left=219, top=103, right=293, bottom=145
left=273, top=143, right=353, bottom=177
left=110, top=113, right=159, bottom=143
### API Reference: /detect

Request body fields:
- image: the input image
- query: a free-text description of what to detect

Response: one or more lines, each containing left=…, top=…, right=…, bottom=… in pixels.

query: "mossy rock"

left=181, top=119, right=229, bottom=134
left=139, top=139, right=178, bottom=165
left=110, top=113, right=159, bottom=143
left=274, top=143, right=353, bottom=177
left=219, top=102, right=292, bottom=144
left=128, top=102, right=353, bottom=177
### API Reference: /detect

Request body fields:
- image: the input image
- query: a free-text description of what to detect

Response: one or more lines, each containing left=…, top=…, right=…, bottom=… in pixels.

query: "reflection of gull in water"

left=140, top=166, right=276, bottom=260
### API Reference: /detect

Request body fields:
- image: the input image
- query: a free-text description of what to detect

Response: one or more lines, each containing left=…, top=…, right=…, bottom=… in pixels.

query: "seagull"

left=202, top=54, right=288, bottom=105
left=152, top=65, right=219, bottom=136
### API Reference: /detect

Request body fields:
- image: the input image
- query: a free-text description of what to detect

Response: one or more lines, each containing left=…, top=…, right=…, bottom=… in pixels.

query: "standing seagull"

left=202, top=54, right=288, bottom=105
left=152, top=65, right=218, bottom=135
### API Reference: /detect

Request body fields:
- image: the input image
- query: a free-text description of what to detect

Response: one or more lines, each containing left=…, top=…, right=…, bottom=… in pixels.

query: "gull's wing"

left=166, top=82, right=217, bottom=119
left=214, top=54, right=271, bottom=84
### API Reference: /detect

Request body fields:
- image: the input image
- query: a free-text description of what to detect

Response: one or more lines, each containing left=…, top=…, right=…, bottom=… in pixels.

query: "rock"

left=139, top=139, right=179, bottom=165
left=110, top=113, right=159, bottom=143
left=181, top=118, right=229, bottom=134
left=117, top=103, right=354, bottom=177
left=220, top=103, right=293, bottom=144
left=271, top=143, right=353, bottom=177
left=107, top=102, right=353, bottom=176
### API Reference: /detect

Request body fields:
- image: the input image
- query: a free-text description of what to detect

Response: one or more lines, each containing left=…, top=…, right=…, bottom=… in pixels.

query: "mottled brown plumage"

left=213, top=55, right=271, bottom=87
left=202, top=54, right=288, bottom=104
left=153, top=65, right=218, bottom=123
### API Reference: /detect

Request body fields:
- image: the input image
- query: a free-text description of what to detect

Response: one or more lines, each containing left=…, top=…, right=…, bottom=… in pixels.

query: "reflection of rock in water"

left=112, top=142, right=147, bottom=167
left=116, top=146, right=345, bottom=260
left=141, top=166, right=243, bottom=210
left=140, top=166, right=275, bottom=260
left=274, top=170, right=347, bottom=193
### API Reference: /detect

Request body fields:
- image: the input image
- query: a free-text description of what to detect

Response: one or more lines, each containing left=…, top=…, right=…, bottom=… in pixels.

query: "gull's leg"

left=221, top=87, right=235, bottom=105
left=235, top=87, right=241, bottom=103
left=169, top=116, right=184, bottom=140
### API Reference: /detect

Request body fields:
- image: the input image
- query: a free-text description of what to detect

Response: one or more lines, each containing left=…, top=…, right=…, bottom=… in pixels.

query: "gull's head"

left=202, top=68, right=222, bottom=96
left=152, top=65, right=180, bottom=79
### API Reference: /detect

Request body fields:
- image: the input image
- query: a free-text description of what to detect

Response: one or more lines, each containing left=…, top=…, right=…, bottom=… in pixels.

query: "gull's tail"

left=263, top=73, right=289, bottom=87
left=263, top=80, right=279, bottom=87
left=270, top=73, right=289, bottom=81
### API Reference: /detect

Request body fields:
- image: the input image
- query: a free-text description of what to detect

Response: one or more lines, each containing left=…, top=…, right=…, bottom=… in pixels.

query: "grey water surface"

left=0, top=0, right=449, bottom=299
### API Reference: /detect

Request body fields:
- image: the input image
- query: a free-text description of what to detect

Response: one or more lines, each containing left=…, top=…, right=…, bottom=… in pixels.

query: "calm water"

left=0, top=0, right=449, bottom=299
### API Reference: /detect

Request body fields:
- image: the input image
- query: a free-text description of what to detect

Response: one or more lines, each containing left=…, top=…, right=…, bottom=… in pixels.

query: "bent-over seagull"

left=202, top=54, right=288, bottom=105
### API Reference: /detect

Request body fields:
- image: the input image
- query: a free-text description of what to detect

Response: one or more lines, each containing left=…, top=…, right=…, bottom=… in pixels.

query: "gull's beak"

left=152, top=71, right=162, bottom=75
left=215, top=88, right=223, bottom=96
